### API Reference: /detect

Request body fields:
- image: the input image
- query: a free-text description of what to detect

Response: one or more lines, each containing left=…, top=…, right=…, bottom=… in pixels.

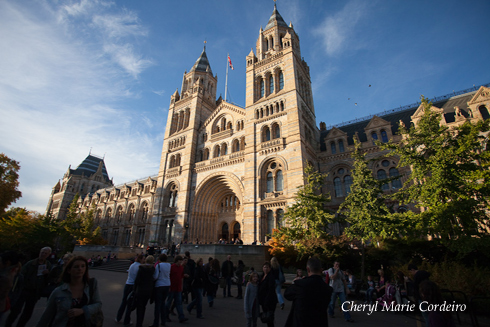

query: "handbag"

left=88, top=278, right=104, bottom=327
left=260, top=311, right=274, bottom=323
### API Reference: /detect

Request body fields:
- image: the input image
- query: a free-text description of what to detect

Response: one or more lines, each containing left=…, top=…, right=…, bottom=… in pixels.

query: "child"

left=244, top=272, right=260, bottom=327
left=365, top=275, right=375, bottom=303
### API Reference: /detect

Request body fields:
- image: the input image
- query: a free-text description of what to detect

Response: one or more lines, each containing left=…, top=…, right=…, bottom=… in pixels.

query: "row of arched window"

left=255, top=101, right=285, bottom=119
left=261, top=123, right=281, bottom=142
left=170, top=108, right=190, bottom=135
left=330, top=140, right=345, bottom=154
left=371, top=130, right=389, bottom=145
left=169, top=153, right=181, bottom=169
left=256, top=70, right=284, bottom=100
left=168, top=136, right=186, bottom=150
left=212, top=117, right=232, bottom=134
left=94, top=202, right=150, bottom=225
left=220, top=195, right=241, bottom=211
left=198, top=137, right=245, bottom=161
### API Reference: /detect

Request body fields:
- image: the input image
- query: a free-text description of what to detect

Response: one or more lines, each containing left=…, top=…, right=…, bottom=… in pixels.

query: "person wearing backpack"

left=270, top=257, right=285, bottom=310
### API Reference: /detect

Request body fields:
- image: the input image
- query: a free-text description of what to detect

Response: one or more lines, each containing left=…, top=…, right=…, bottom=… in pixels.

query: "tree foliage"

left=339, top=139, right=392, bottom=242
left=270, top=163, right=335, bottom=258
left=0, top=153, right=22, bottom=213
left=382, top=96, right=490, bottom=254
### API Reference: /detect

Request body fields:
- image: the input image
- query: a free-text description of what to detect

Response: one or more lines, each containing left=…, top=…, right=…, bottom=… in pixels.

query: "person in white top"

left=116, top=254, right=145, bottom=325
left=150, top=254, right=172, bottom=327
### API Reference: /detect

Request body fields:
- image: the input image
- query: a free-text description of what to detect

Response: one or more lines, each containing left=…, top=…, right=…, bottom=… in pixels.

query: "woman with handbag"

left=258, top=261, right=277, bottom=327
left=36, top=256, right=103, bottom=327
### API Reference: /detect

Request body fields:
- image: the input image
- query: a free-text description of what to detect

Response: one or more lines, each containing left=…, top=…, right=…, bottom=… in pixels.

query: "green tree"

left=0, top=153, right=22, bottom=213
left=272, top=163, right=336, bottom=258
left=382, top=96, right=490, bottom=254
left=338, top=139, right=392, bottom=279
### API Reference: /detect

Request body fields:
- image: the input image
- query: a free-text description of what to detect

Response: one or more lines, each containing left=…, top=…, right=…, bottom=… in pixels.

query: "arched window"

left=116, top=206, right=123, bottom=223
left=381, top=130, right=388, bottom=143
left=276, top=209, right=284, bottom=228
left=334, top=177, right=343, bottom=197
left=269, top=76, right=274, bottom=95
left=260, top=79, right=265, bottom=98
left=389, top=167, right=402, bottom=189
left=128, top=204, right=135, bottom=222
left=168, top=184, right=178, bottom=207
left=377, top=170, right=389, bottom=190
left=222, top=143, right=228, bottom=155
left=214, top=145, right=221, bottom=158
left=338, top=140, right=345, bottom=153
left=263, top=126, right=271, bottom=142
left=266, top=172, right=273, bottom=193
left=279, top=72, right=284, bottom=90
left=371, top=132, right=378, bottom=145
left=233, top=222, right=241, bottom=239
left=479, top=105, right=490, bottom=120
left=272, top=123, right=280, bottom=139
left=221, top=223, right=229, bottom=240
left=203, top=148, right=209, bottom=160
left=330, top=142, right=337, bottom=154
left=169, top=155, right=176, bottom=168
left=276, top=170, right=283, bottom=191
left=267, top=210, right=274, bottom=236
left=344, top=175, right=352, bottom=195
left=141, top=202, right=149, bottom=222
left=233, top=139, right=240, bottom=152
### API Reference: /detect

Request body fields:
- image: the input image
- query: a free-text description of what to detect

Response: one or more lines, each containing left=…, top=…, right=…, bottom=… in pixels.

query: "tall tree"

left=273, top=163, right=336, bottom=258
left=0, top=153, right=22, bottom=213
left=339, top=139, right=392, bottom=279
left=382, top=97, right=490, bottom=254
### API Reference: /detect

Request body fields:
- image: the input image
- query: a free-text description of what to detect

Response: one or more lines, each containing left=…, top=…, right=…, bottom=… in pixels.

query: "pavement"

left=2, top=266, right=476, bottom=327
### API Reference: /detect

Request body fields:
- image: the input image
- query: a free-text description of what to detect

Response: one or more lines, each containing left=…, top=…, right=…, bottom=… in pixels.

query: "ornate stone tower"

left=152, top=46, right=219, bottom=243
left=242, top=4, right=318, bottom=241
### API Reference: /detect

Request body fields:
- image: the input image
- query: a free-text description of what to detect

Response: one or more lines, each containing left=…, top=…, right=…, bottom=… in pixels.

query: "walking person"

left=204, top=259, right=220, bottom=307
left=165, top=255, right=189, bottom=323
left=6, top=246, right=52, bottom=327
left=235, top=260, right=245, bottom=299
left=116, top=254, right=145, bottom=325
left=133, top=255, right=156, bottom=327
left=244, top=272, right=260, bottom=327
left=258, top=261, right=277, bottom=327
left=36, top=256, right=102, bottom=327
left=221, top=255, right=234, bottom=297
left=284, top=257, right=333, bottom=327
left=151, top=253, right=171, bottom=327
left=270, top=257, right=285, bottom=310
left=327, top=261, right=353, bottom=322
left=187, top=258, right=205, bottom=319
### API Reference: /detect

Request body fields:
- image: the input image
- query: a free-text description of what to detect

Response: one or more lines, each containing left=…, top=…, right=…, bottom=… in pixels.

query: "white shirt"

left=125, top=262, right=141, bottom=285
left=154, top=262, right=171, bottom=287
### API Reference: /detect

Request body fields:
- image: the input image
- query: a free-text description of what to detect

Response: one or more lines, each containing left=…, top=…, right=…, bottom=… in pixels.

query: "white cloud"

left=0, top=1, right=160, bottom=213
left=313, top=0, right=368, bottom=56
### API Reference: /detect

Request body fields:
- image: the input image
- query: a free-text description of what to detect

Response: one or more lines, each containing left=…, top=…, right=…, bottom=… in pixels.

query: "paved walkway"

left=4, top=268, right=464, bottom=327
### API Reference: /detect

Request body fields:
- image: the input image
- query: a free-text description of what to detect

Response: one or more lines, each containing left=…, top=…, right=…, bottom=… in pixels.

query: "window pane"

left=260, top=80, right=264, bottom=98
left=267, top=172, right=273, bottom=193
left=279, top=72, right=284, bottom=90
left=334, top=177, right=343, bottom=197
left=276, top=209, right=284, bottom=228
left=267, top=210, right=274, bottom=235
left=377, top=170, right=389, bottom=190
left=339, top=140, right=345, bottom=152
left=276, top=170, right=283, bottom=191
left=372, top=132, right=378, bottom=145
left=265, top=128, right=271, bottom=141
left=344, top=175, right=352, bottom=195
left=330, top=142, right=336, bottom=154
left=269, top=76, right=274, bottom=94
left=381, top=130, right=388, bottom=143
left=390, top=168, right=402, bottom=189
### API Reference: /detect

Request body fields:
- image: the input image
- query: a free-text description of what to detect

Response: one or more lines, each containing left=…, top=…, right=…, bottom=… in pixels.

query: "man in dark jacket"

left=5, top=247, right=52, bottom=327
left=221, top=255, right=234, bottom=297
left=284, top=257, right=333, bottom=327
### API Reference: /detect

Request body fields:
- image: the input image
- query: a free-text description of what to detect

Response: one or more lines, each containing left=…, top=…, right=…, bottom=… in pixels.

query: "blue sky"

left=1, top=0, right=489, bottom=213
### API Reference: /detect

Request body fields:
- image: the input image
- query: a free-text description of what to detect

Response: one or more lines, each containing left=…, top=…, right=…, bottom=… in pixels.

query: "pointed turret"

left=264, top=3, right=288, bottom=31
left=190, top=46, right=213, bottom=74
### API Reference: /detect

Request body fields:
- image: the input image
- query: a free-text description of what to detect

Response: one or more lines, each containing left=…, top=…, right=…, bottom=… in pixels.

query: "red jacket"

left=169, top=263, right=184, bottom=292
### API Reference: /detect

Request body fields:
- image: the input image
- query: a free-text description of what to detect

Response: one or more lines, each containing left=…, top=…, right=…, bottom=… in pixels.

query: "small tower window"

left=269, top=76, right=274, bottom=95
left=260, top=79, right=265, bottom=98
left=279, top=72, right=284, bottom=91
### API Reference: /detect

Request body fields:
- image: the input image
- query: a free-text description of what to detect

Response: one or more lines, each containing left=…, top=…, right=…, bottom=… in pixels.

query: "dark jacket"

left=258, top=271, right=277, bottom=311
left=284, top=274, right=333, bottom=327
left=221, top=260, right=234, bottom=278
left=134, top=264, right=155, bottom=297
left=191, top=265, right=205, bottom=289
left=21, top=259, right=51, bottom=297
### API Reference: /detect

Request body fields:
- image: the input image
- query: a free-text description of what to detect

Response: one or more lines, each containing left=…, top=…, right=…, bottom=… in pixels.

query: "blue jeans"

left=116, top=284, right=134, bottom=325
left=328, top=291, right=351, bottom=320
left=275, top=280, right=284, bottom=305
left=166, top=291, right=185, bottom=321
left=187, top=288, right=203, bottom=317
left=153, top=286, right=169, bottom=326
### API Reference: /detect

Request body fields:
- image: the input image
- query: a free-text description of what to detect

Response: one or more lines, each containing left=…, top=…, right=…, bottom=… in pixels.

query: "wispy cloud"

left=0, top=0, right=160, bottom=212
left=313, top=0, right=368, bottom=56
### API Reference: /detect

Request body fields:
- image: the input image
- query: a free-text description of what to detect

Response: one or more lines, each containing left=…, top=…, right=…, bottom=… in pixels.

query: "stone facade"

left=46, top=5, right=490, bottom=250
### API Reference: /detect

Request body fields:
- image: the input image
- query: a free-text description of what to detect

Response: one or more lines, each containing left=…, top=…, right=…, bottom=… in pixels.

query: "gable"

left=201, top=101, right=246, bottom=131
left=364, top=115, right=391, bottom=130
left=467, top=86, right=490, bottom=106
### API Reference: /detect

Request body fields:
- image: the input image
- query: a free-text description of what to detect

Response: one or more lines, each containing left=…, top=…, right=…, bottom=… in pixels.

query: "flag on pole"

left=228, top=54, right=234, bottom=70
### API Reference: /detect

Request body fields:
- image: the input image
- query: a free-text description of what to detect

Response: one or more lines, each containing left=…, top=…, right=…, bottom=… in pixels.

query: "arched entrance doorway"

left=190, top=173, right=244, bottom=243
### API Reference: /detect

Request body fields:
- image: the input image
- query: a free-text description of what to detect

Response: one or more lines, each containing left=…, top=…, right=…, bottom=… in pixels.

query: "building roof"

left=320, top=91, right=477, bottom=151
left=190, top=47, right=213, bottom=74
left=264, top=4, right=288, bottom=31
left=71, top=154, right=110, bottom=181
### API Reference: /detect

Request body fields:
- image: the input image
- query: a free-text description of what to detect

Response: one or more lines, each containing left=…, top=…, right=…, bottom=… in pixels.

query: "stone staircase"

left=90, top=259, right=132, bottom=273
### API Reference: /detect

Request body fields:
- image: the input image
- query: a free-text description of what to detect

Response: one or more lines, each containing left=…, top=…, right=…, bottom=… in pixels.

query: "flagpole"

left=225, top=53, right=229, bottom=102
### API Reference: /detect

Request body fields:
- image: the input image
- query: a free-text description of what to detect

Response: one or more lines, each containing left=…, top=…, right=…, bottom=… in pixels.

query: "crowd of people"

left=0, top=246, right=455, bottom=327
